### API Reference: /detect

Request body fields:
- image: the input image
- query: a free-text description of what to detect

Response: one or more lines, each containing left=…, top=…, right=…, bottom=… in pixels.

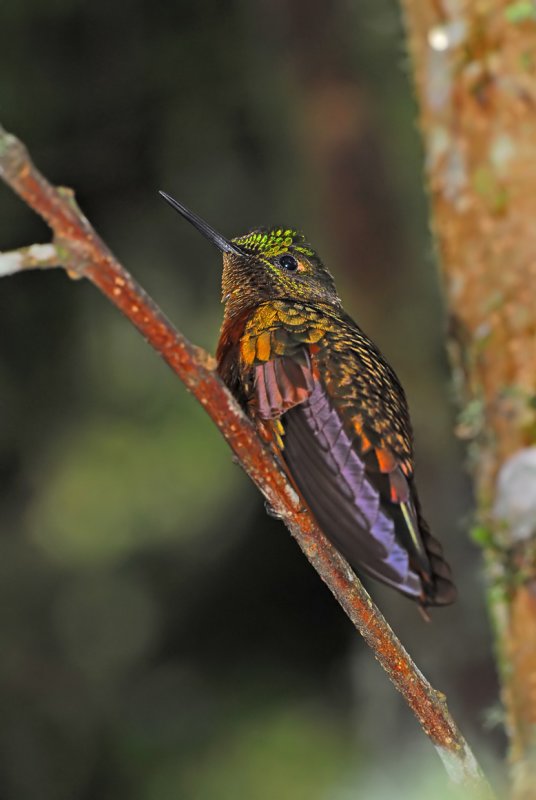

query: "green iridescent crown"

left=232, top=227, right=316, bottom=260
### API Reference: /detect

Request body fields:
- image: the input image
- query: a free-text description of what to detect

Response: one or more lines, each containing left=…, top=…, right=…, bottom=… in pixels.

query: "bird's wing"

left=239, top=301, right=456, bottom=607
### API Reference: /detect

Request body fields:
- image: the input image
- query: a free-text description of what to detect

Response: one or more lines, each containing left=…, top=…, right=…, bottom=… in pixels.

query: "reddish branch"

left=0, top=124, right=492, bottom=795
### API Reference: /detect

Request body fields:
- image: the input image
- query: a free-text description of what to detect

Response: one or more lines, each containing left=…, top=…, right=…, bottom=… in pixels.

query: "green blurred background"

left=1, top=1, right=503, bottom=798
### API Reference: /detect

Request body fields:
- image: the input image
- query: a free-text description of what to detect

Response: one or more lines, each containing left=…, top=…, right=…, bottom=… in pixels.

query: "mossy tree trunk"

left=401, top=3, right=536, bottom=797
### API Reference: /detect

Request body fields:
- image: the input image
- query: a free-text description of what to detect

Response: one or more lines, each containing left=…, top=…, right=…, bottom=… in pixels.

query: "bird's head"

left=159, top=192, right=341, bottom=316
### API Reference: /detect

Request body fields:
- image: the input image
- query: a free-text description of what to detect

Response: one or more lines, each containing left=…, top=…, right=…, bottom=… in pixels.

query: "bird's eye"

left=279, top=254, right=298, bottom=271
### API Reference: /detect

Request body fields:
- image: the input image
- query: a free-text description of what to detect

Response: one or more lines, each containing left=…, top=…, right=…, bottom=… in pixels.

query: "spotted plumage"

left=160, top=192, right=456, bottom=609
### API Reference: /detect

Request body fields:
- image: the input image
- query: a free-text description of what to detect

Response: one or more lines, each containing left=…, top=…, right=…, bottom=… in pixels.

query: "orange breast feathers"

left=239, top=303, right=329, bottom=368
left=236, top=304, right=329, bottom=421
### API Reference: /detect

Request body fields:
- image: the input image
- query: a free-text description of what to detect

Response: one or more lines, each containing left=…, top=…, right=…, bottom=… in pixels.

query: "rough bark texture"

left=0, top=123, right=494, bottom=795
left=401, top=3, right=536, bottom=797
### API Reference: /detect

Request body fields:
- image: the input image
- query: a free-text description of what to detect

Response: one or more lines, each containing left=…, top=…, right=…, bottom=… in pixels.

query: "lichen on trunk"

left=401, top=2, right=536, bottom=796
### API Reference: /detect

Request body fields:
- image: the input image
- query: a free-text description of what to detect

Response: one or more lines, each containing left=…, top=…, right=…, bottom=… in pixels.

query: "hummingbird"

left=160, top=191, right=456, bottom=609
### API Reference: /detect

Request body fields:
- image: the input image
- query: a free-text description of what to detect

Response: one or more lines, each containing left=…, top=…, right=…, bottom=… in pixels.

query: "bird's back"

left=217, top=299, right=456, bottom=608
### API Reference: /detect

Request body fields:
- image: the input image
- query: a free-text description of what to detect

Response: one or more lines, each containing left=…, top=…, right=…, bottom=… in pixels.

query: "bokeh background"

left=1, top=1, right=503, bottom=798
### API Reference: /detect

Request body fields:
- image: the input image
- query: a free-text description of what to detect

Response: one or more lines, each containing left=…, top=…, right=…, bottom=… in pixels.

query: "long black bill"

left=159, top=191, right=243, bottom=257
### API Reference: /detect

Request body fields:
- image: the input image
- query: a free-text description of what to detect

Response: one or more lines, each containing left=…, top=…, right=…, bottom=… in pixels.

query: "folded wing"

left=253, top=353, right=456, bottom=606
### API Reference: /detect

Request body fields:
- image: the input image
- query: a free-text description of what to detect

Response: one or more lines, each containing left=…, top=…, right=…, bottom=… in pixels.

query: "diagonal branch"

left=0, top=123, right=493, bottom=796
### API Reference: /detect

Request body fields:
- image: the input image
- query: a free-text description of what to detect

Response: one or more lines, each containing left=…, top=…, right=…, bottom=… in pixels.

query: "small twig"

left=0, top=243, right=60, bottom=276
left=0, top=123, right=494, bottom=796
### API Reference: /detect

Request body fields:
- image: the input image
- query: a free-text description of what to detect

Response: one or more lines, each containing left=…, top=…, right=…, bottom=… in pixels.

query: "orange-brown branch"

left=0, top=123, right=492, bottom=795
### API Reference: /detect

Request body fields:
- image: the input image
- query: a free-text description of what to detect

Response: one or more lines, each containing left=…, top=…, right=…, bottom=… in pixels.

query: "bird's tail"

left=411, top=497, right=457, bottom=608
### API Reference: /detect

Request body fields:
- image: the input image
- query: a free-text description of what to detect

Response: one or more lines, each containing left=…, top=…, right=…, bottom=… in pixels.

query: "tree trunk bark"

left=401, top=3, right=536, bottom=797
